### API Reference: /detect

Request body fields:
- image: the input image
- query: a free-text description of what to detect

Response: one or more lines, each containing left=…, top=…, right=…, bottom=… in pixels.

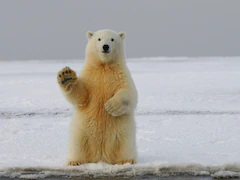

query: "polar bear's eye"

left=98, top=38, right=101, bottom=41
left=111, top=38, right=114, bottom=41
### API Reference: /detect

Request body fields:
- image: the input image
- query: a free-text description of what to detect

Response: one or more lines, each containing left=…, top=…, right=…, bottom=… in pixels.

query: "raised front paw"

left=104, top=98, right=129, bottom=117
left=57, top=67, right=77, bottom=87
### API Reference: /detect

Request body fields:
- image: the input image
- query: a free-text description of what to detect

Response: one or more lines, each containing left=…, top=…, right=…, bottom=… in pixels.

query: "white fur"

left=61, top=30, right=138, bottom=165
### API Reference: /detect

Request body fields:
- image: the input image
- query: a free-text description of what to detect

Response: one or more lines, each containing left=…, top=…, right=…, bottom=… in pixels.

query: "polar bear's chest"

left=81, top=67, right=125, bottom=118
left=84, top=67, right=125, bottom=101
left=89, top=72, right=123, bottom=102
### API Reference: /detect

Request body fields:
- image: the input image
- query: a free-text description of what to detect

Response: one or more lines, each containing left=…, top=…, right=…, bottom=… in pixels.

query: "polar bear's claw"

left=67, top=161, right=85, bottom=166
left=117, top=160, right=136, bottom=165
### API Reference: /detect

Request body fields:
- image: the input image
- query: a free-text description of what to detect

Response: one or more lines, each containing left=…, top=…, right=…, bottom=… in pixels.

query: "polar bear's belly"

left=80, top=74, right=126, bottom=160
left=83, top=84, right=121, bottom=133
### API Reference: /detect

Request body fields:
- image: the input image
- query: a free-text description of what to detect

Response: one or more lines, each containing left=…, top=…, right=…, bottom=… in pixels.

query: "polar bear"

left=57, top=29, right=138, bottom=166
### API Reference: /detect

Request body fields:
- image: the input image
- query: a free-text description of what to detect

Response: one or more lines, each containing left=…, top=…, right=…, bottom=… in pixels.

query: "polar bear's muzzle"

left=102, top=44, right=110, bottom=54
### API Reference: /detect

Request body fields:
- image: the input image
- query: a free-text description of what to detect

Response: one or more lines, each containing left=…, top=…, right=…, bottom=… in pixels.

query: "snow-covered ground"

left=0, top=57, right=240, bottom=179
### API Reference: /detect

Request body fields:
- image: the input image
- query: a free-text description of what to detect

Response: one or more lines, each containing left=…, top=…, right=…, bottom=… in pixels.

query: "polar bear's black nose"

left=103, top=44, right=109, bottom=52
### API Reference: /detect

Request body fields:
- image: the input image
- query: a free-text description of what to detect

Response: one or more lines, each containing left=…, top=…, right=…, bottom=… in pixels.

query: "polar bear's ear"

left=87, top=31, right=94, bottom=39
left=119, top=32, right=126, bottom=40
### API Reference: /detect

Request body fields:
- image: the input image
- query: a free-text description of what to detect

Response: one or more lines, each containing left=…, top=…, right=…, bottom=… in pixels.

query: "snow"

left=0, top=57, right=240, bottom=178
left=212, top=171, right=240, bottom=179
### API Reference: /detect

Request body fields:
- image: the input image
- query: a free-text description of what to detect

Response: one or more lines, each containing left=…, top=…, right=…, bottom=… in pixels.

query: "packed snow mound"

left=1, top=163, right=240, bottom=179
left=212, top=171, right=240, bottom=179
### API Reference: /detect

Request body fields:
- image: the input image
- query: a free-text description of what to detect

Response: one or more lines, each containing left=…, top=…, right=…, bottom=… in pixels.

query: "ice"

left=0, top=57, right=240, bottom=178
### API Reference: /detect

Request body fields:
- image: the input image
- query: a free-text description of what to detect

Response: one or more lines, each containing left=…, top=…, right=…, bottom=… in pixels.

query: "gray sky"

left=1, top=0, right=240, bottom=60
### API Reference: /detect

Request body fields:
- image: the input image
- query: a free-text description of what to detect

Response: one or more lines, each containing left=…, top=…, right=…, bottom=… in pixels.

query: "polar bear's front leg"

left=104, top=89, right=134, bottom=117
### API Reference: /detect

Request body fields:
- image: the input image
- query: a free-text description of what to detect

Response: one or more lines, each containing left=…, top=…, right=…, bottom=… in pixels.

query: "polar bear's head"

left=86, top=29, right=126, bottom=63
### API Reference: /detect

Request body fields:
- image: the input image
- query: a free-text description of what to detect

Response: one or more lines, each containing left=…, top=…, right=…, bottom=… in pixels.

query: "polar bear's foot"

left=117, top=159, right=136, bottom=165
left=67, top=161, right=85, bottom=166
left=57, top=67, right=77, bottom=88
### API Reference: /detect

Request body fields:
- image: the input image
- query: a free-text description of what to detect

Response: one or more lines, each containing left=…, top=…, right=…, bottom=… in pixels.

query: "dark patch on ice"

left=0, top=109, right=72, bottom=119
left=137, top=110, right=240, bottom=116
left=1, top=109, right=240, bottom=119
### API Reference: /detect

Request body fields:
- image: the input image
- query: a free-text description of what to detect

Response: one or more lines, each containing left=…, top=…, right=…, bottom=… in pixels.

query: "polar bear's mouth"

left=102, top=51, right=110, bottom=54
